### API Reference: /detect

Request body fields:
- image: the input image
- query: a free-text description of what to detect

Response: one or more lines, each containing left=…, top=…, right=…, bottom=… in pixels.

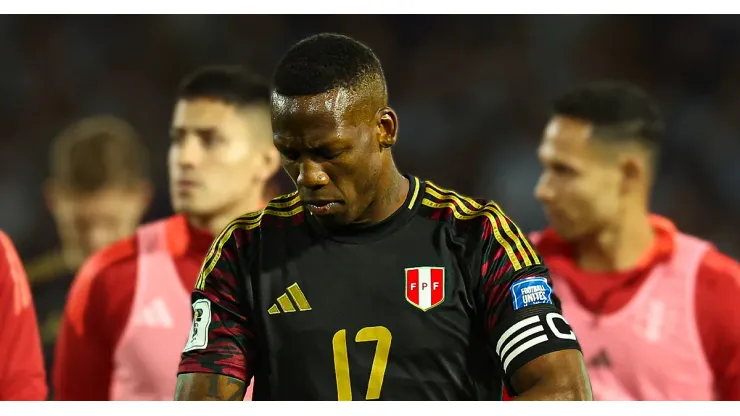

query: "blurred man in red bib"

left=54, top=67, right=280, bottom=400
left=530, top=82, right=740, bottom=400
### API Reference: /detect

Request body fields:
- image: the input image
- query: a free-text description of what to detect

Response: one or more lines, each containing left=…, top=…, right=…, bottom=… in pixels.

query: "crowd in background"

left=0, top=14, right=739, bottom=316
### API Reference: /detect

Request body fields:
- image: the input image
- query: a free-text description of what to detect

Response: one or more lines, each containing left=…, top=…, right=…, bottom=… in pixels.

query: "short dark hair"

left=177, top=66, right=270, bottom=107
left=552, top=81, right=664, bottom=150
left=273, top=33, right=386, bottom=97
left=50, top=115, right=149, bottom=193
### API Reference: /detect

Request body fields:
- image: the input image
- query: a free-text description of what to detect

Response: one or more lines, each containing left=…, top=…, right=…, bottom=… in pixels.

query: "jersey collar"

left=166, top=214, right=214, bottom=257
left=306, top=174, right=424, bottom=244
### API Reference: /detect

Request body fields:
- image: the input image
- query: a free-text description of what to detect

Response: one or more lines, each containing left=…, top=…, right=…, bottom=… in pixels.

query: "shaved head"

left=271, top=33, right=400, bottom=228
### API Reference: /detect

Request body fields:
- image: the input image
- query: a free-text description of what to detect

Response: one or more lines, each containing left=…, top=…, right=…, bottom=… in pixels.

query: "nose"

left=296, top=160, right=329, bottom=190
left=177, top=135, right=203, bottom=168
left=534, top=173, right=554, bottom=203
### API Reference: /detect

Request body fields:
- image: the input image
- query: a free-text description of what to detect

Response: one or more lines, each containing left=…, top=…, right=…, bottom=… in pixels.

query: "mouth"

left=542, top=207, right=559, bottom=220
left=304, top=200, right=343, bottom=216
left=177, top=180, right=199, bottom=189
left=543, top=207, right=571, bottom=225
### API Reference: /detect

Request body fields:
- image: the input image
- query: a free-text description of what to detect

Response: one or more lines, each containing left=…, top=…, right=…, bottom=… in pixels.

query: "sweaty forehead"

left=271, top=88, right=370, bottom=133
left=272, top=88, right=355, bottom=115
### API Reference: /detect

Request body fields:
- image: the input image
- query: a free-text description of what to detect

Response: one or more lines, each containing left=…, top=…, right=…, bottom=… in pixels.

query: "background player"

left=0, top=230, right=47, bottom=400
left=532, top=82, right=740, bottom=400
left=28, top=115, right=152, bottom=396
left=53, top=67, right=280, bottom=400
left=175, top=33, right=592, bottom=401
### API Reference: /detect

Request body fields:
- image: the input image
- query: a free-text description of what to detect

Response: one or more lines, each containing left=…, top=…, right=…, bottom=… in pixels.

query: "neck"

left=363, top=167, right=409, bottom=224
left=61, top=247, right=84, bottom=272
left=187, top=190, right=265, bottom=236
left=573, top=203, right=654, bottom=273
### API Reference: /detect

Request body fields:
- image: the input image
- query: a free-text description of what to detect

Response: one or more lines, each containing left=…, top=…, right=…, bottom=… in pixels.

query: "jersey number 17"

left=332, top=326, right=392, bottom=401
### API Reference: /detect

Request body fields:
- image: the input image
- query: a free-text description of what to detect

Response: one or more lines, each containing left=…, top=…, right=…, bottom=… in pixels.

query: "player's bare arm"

left=175, top=373, right=245, bottom=401
left=510, top=349, right=592, bottom=401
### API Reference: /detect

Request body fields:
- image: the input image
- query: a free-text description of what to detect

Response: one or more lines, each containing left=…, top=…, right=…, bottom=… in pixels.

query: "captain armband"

left=492, top=304, right=581, bottom=377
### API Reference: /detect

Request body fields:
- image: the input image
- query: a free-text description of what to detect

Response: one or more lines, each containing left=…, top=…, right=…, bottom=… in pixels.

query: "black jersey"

left=178, top=176, right=581, bottom=400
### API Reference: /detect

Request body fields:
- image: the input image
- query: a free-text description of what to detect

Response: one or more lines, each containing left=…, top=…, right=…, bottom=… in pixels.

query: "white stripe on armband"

left=495, top=312, right=578, bottom=373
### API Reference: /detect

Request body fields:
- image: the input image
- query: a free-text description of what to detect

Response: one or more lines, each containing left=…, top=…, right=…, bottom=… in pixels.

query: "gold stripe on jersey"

left=421, top=198, right=524, bottom=270
left=426, top=181, right=480, bottom=210
left=195, top=214, right=262, bottom=291
left=407, top=176, right=421, bottom=209
left=198, top=211, right=260, bottom=278
left=426, top=182, right=540, bottom=265
left=425, top=184, right=533, bottom=266
left=195, top=198, right=303, bottom=291
left=269, top=191, right=300, bottom=208
left=421, top=197, right=527, bottom=270
left=512, top=224, right=538, bottom=265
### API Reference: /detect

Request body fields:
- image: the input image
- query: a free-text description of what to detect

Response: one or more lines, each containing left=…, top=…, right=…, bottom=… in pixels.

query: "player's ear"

left=377, top=107, right=398, bottom=149
left=619, top=154, right=644, bottom=195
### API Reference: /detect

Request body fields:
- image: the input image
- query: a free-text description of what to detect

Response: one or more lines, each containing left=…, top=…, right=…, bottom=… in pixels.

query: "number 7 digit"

left=332, top=326, right=392, bottom=401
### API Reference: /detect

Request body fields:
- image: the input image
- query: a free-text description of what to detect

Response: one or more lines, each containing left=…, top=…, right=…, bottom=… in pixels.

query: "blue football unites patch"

left=510, top=276, right=553, bottom=310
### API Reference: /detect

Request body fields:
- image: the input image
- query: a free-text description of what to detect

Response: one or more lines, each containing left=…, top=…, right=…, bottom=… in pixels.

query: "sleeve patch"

left=510, top=277, right=553, bottom=310
left=183, top=299, right=212, bottom=352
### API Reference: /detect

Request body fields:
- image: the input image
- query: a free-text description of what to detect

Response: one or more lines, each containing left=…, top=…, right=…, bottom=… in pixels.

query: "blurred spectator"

left=1, top=16, right=738, bottom=261
left=53, top=66, right=277, bottom=400
left=26, top=115, right=152, bottom=397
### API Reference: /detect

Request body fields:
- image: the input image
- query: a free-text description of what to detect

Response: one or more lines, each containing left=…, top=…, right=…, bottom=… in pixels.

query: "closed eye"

left=550, top=162, right=577, bottom=176
left=279, top=149, right=300, bottom=161
left=317, top=149, right=342, bottom=160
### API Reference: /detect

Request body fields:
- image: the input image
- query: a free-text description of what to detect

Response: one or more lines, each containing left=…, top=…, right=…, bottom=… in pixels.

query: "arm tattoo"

left=175, top=373, right=246, bottom=401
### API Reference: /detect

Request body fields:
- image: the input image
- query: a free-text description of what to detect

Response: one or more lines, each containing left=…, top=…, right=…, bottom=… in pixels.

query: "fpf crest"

left=405, top=267, right=445, bottom=312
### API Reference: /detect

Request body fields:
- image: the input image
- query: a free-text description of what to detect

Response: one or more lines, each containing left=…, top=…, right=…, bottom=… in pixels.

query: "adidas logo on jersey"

left=268, top=283, right=312, bottom=314
left=134, top=297, right=174, bottom=328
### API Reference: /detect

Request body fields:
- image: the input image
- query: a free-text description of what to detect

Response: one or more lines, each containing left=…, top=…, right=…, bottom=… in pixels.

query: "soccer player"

left=30, top=115, right=152, bottom=396
left=53, top=67, right=279, bottom=400
left=175, top=34, right=592, bottom=401
left=0, top=230, right=47, bottom=400
left=532, top=82, right=740, bottom=400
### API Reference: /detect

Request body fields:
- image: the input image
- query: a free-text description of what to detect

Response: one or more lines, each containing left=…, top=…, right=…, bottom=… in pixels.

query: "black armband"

left=491, top=304, right=581, bottom=379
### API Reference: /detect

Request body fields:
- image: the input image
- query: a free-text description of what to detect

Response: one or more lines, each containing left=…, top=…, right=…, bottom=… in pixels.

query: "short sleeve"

left=476, top=206, right=581, bottom=390
left=178, top=223, right=257, bottom=383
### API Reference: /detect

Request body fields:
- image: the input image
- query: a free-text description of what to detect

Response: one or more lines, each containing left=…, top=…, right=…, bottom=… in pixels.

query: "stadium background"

left=0, top=14, right=738, bottom=338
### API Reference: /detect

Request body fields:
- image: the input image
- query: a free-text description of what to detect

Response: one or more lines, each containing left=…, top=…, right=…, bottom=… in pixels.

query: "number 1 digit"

left=332, top=329, right=352, bottom=401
